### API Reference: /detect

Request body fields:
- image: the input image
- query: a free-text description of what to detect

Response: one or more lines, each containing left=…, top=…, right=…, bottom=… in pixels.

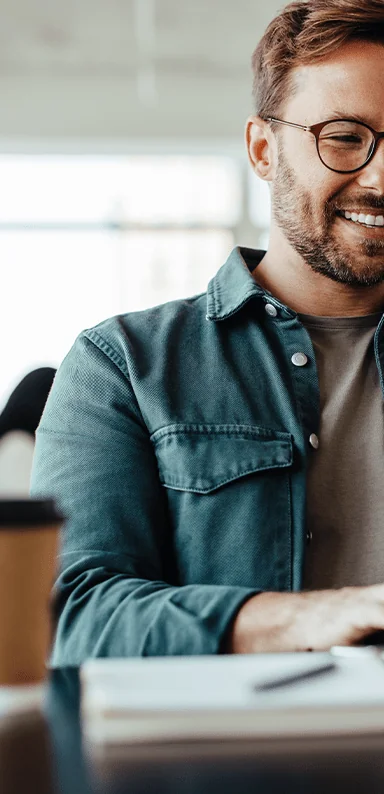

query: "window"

left=248, top=171, right=271, bottom=250
left=1, top=154, right=269, bottom=408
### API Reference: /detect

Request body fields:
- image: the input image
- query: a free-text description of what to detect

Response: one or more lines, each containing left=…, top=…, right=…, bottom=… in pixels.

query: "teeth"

left=340, top=210, right=384, bottom=227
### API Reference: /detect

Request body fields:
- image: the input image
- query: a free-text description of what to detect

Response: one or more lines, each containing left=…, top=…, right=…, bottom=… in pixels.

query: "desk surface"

left=2, top=667, right=384, bottom=794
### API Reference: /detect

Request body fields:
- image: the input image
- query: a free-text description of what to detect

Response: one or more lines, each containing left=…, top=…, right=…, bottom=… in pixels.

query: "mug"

left=0, top=499, right=63, bottom=686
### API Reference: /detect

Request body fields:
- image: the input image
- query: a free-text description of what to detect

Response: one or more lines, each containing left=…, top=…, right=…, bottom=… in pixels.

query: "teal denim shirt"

left=30, top=246, right=384, bottom=665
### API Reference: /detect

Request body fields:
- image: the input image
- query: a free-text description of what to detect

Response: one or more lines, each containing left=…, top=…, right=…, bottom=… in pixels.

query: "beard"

left=272, top=145, right=384, bottom=287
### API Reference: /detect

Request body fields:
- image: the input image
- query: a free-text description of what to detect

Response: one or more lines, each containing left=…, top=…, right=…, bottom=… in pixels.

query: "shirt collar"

left=206, top=246, right=277, bottom=321
left=207, top=246, right=384, bottom=331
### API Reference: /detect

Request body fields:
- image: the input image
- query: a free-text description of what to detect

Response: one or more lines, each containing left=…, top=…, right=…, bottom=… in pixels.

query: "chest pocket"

left=151, top=424, right=294, bottom=591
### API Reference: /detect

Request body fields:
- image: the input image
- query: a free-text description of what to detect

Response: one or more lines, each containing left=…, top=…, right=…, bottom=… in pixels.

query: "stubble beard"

left=272, top=146, right=384, bottom=288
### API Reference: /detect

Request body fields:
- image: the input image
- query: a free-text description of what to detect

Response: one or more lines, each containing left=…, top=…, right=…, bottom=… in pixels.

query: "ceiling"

left=0, top=0, right=284, bottom=146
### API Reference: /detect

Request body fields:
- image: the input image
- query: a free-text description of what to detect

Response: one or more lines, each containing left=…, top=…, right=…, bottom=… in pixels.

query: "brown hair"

left=252, top=0, right=384, bottom=118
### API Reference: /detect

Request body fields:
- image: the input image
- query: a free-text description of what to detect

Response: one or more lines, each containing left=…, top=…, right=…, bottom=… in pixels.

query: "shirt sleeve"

left=30, top=329, right=256, bottom=666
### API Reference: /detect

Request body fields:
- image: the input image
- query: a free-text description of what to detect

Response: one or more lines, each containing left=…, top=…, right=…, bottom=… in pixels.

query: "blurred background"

left=1, top=0, right=282, bottom=409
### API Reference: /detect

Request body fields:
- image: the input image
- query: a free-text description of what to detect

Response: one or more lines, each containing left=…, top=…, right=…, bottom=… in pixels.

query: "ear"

left=245, top=116, right=277, bottom=181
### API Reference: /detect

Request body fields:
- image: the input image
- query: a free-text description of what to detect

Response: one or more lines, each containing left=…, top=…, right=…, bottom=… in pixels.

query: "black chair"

left=0, top=367, right=56, bottom=440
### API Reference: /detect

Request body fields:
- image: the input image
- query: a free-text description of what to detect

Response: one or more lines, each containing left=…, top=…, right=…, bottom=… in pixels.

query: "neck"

left=252, top=230, right=384, bottom=317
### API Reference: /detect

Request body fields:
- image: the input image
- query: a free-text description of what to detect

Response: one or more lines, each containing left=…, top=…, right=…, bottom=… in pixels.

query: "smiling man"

left=31, top=0, right=384, bottom=664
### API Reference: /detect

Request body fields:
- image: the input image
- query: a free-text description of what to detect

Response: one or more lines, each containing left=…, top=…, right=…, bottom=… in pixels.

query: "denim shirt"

left=30, top=246, right=384, bottom=665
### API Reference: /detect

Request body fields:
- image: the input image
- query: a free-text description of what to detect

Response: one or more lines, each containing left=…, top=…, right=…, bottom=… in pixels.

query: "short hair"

left=252, top=0, right=384, bottom=118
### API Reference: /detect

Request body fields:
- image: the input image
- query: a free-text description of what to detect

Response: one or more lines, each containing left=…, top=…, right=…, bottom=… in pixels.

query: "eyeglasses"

left=265, top=117, right=384, bottom=174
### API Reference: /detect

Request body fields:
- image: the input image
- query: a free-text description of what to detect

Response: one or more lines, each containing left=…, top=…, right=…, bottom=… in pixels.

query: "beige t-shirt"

left=300, top=311, right=384, bottom=590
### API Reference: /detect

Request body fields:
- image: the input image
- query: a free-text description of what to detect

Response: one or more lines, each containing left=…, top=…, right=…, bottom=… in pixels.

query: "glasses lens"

left=318, top=121, right=374, bottom=172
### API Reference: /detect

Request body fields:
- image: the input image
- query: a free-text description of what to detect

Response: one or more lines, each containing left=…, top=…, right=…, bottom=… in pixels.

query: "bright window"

left=1, top=155, right=240, bottom=407
left=248, top=171, right=271, bottom=230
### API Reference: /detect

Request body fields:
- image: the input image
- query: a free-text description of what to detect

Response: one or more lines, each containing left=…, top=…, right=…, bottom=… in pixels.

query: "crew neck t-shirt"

left=299, top=311, right=384, bottom=590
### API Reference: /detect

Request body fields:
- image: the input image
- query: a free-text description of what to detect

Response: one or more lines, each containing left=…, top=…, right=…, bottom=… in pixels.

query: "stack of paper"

left=81, top=651, right=384, bottom=746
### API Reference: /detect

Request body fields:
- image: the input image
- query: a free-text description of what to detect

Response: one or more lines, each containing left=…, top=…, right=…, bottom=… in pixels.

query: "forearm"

left=227, top=586, right=384, bottom=653
left=226, top=592, right=306, bottom=653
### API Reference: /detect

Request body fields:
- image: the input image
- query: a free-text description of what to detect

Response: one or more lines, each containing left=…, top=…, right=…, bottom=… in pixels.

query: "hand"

left=228, top=585, right=384, bottom=653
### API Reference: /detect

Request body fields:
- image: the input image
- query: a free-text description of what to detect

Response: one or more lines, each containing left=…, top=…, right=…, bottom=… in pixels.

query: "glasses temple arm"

left=266, top=117, right=311, bottom=132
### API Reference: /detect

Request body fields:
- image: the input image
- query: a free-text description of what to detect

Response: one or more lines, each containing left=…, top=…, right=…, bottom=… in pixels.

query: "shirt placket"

left=263, top=300, right=321, bottom=590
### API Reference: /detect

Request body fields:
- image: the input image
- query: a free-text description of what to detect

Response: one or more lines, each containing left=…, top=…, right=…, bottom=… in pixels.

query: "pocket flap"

left=151, top=424, right=293, bottom=494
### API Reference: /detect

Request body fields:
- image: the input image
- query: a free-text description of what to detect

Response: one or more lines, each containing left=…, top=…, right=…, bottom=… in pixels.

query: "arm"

left=228, top=588, right=384, bottom=653
left=30, top=329, right=255, bottom=666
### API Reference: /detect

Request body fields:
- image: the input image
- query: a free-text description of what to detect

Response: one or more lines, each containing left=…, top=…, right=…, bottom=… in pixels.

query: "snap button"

left=306, top=531, right=313, bottom=544
left=265, top=303, right=278, bottom=317
left=291, top=352, right=308, bottom=367
left=309, top=433, right=319, bottom=450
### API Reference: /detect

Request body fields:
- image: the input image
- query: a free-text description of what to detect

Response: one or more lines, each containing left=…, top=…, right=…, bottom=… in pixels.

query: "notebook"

left=81, top=650, right=384, bottom=746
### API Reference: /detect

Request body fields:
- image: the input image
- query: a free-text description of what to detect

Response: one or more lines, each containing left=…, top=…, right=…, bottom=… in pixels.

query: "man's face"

left=271, top=41, right=384, bottom=287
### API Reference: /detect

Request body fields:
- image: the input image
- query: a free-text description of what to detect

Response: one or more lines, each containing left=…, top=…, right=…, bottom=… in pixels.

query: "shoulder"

left=88, top=292, right=207, bottom=340
left=76, top=293, right=208, bottom=373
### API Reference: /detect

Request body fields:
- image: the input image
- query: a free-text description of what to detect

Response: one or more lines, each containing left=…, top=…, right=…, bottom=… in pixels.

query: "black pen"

left=253, top=661, right=337, bottom=692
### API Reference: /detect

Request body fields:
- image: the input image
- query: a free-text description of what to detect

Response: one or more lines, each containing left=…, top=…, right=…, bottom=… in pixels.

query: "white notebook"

left=81, top=651, right=384, bottom=746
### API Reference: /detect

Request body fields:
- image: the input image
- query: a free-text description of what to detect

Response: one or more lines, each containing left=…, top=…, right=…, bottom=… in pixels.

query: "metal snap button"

left=265, top=303, right=278, bottom=317
left=291, top=352, right=308, bottom=367
left=309, top=434, right=319, bottom=449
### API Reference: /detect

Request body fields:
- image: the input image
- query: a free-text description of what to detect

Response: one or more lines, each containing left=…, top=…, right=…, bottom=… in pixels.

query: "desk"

left=2, top=667, right=384, bottom=794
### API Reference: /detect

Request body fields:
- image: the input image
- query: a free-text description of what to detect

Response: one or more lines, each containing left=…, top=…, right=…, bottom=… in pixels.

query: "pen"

left=253, top=661, right=337, bottom=692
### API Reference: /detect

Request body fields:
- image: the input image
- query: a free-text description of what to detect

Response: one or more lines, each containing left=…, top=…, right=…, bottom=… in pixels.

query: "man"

left=31, top=0, right=384, bottom=665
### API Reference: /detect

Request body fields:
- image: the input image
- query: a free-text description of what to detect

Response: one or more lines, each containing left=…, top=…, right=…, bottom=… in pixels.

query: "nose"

left=356, top=135, right=384, bottom=193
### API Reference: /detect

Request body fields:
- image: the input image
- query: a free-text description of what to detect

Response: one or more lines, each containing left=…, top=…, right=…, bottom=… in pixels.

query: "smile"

left=337, top=209, right=384, bottom=228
